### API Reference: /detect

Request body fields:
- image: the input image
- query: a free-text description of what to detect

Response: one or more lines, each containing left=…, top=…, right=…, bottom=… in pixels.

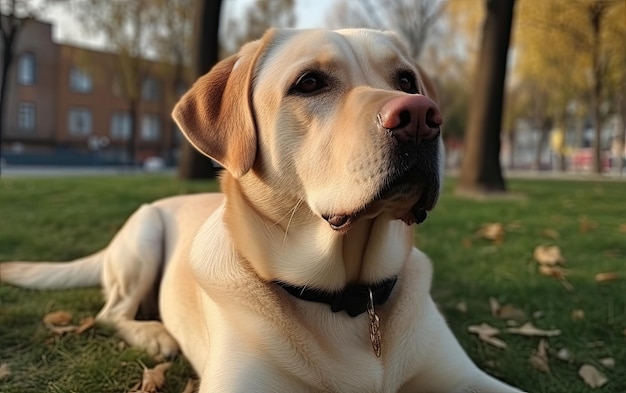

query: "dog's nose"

left=378, top=95, right=442, bottom=144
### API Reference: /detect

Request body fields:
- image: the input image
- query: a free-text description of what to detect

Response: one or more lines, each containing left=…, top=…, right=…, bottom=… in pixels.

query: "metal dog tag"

left=367, top=289, right=382, bottom=357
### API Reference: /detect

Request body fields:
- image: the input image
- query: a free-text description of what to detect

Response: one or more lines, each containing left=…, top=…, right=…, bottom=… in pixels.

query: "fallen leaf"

left=571, top=309, right=585, bottom=321
left=489, top=297, right=501, bottom=317
left=542, top=228, right=560, bottom=240
left=603, top=249, right=622, bottom=258
left=467, top=323, right=507, bottom=349
left=498, top=304, right=527, bottom=321
left=538, top=265, right=574, bottom=290
left=462, top=238, right=473, bottom=249
left=579, top=216, right=597, bottom=234
left=619, top=223, right=626, bottom=234
left=595, top=272, right=620, bottom=283
left=0, top=363, right=10, bottom=381
left=533, top=245, right=565, bottom=266
left=130, top=362, right=172, bottom=393
left=556, top=348, right=572, bottom=362
left=455, top=301, right=467, bottom=313
left=48, top=325, right=78, bottom=335
left=578, top=364, right=608, bottom=388
left=538, top=265, right=566, bottom=279
left=75, top=316, right=96, bottom=334
left=529, top=339, right=550, bottom=374
left=42, top=310, right=73, bottom=326
left=476, top=223, right=505, bottom=243
left=599, top=357, right=615, bottom=368
left=506, top=322, right=561, bottom=337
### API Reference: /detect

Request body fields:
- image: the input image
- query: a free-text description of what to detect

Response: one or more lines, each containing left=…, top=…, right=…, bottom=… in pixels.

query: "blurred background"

left=0, top=0, right=624, bottom=187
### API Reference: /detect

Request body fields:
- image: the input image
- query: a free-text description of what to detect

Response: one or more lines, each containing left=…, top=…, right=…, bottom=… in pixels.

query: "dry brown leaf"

left=571, top=309, right=585, bottom=321
left=75, top=316, right=96, bottom=334
left=578, top=364, right=608, bottom=388
left=599, top=357, right=615, bottom=368
left=579, top=216, right=597, bottom=234
left=455, top=301, right=468, bottom=313
left=506, top=322, right=561, bottom=337
left=461, top=238, right=473, bottom=249
left=538, top=265, right=566, bottom=279
left=619, top=223, right=626, bottom=234
left=42, top=310, right=73, bottom=326
left=489, top=297, right=501, bottom=317
left=538, top=265, right=574, bottom=290
left=467, top=323, right=507, bottom=349
left=476, top=223, right=505, bottom=243
left=143, top=362, right=171, bottom=392
left=181, top=379, right=198, bottom=393
left=498, top=304, right=527, bottom=321
left=48, top=325, right=78, bottom=335
left=529, top=339, right=550, bottom=374
left=541, top=228, right=560, bottom=240
left=533, top=245, right=565, bottom=266
left=0, top=363, right=11, bottom=381
left=595, top=272, right=620, bottom=283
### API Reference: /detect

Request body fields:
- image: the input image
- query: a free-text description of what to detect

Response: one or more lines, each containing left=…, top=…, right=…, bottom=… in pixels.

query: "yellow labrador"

left=1, top=29, right=522, bottom=393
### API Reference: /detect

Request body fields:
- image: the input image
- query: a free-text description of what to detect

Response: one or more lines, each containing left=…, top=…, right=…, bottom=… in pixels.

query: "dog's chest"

left=280, top=301, right=408, bottom=393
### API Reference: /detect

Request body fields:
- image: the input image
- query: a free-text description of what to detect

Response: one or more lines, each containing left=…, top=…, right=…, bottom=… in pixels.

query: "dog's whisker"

left=282, top=198, right=304, bottom=248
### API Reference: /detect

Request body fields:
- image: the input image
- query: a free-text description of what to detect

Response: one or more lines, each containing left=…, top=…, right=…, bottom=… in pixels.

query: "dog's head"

left=173, top=28, right=442, bottom=234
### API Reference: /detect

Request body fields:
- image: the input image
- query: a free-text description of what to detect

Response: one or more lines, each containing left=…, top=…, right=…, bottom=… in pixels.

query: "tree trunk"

left=178, top=0, right=221, bottom=179
left=0, top=43, right=12, bottom=177
left=457, top=0, right=515, bottom=195
left=0, top=16, right=18, bottom=178
left=128, top=98, right=138, bottom=167
left=590, top=3, right=603, bottom=174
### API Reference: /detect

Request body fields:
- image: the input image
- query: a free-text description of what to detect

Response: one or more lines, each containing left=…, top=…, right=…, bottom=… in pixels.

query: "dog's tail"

left=0, top=250, right=104, bottom=289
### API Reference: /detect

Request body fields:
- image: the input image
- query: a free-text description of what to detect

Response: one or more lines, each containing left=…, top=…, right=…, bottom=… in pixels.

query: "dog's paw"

left=117, top=320, right=180, bottom=360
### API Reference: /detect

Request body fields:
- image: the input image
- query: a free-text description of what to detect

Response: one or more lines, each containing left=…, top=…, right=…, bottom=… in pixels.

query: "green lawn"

left=0, top=175, right=625, bottom=392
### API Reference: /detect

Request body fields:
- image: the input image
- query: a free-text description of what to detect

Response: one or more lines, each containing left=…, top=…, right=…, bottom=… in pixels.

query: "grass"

left=0, top=175, right=625, bottom=392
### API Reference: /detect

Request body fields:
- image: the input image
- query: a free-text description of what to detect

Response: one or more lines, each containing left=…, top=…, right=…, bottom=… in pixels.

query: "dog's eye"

left=397, top=72, right=418, bottom=94
left=292, top=72, right=327, bottom=95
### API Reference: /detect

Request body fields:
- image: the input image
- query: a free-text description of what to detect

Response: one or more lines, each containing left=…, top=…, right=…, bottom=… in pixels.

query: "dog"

left=1, top=29, right=522, bottom=392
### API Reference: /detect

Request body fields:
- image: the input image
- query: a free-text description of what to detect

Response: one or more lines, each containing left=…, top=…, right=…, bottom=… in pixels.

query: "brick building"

left=1, top=17, right=184, bottom=166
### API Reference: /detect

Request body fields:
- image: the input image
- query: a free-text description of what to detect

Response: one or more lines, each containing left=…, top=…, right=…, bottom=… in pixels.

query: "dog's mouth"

left=322, top=149, right=440, bottom=233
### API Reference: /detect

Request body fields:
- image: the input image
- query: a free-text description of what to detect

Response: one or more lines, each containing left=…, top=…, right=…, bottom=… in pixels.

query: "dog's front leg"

left=399, top=298, right=524, bottom=393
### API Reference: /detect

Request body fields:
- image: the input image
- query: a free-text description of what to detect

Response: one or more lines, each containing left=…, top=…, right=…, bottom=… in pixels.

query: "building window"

left=17, top=53, right=36, bottom=86
left=69, top=67, right=92, bottom=93
left=68, top=108, right=92, bottom=136
left=141, top=77, right=161, bottom=101
left=110, top=112, right=131, bottom=140
left=141, top=114, right=160, bottom=141
left=18, top=102, right=36, bottom=132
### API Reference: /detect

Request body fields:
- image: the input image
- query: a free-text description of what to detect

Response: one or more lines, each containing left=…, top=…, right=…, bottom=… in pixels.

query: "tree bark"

left=457, top=0, right=515, bottom=195
left=0, top=10, right=20, bottom=178
left=178, top=0, right=221, bottom=179
left=589, top=2, right=604, bottom=174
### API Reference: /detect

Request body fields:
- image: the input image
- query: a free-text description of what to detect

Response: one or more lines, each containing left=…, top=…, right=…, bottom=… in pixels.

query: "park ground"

left=0, top=174, right=624, bottom=392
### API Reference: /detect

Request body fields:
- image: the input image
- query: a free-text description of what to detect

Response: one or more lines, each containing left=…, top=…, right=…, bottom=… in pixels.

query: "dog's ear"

left=172, top=32, right=273, bottom=178
left=416, top=65, right=439, bottom=104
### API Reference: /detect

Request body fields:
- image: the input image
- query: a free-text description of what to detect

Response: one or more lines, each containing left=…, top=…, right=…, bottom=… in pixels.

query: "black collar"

left=275, top=276, right=398, bottom=317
